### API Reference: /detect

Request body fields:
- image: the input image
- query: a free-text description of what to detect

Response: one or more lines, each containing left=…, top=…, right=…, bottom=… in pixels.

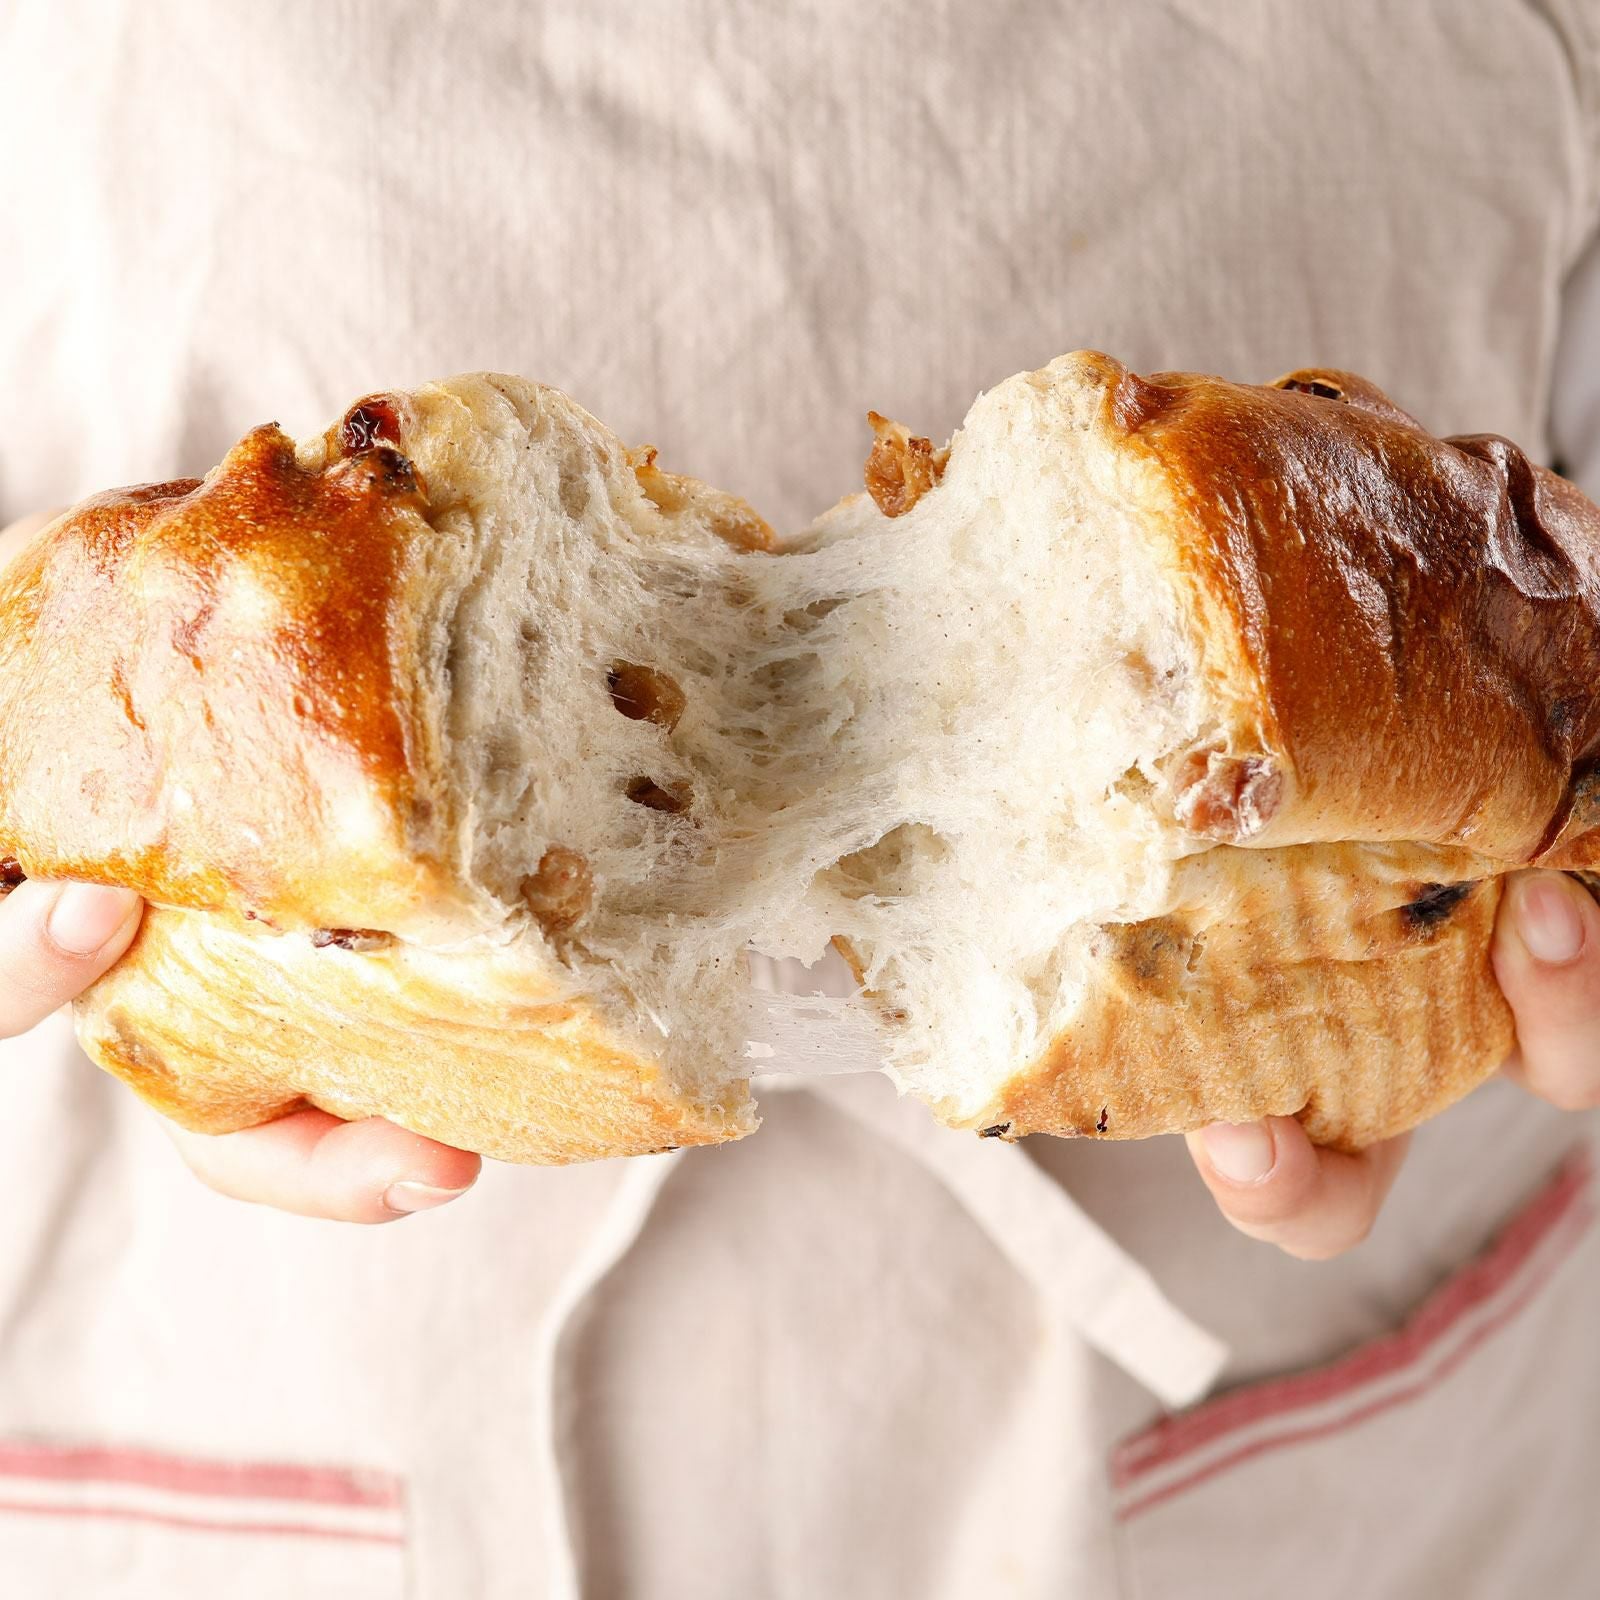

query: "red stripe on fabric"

left=0, top=1445, right=402, bottom=1509
left=0, top=1497, right=404, bottom=1546
left=1113, top=1147, right=1593, bottom=1489
left=1115, top=1191, right=1594, bottom=1523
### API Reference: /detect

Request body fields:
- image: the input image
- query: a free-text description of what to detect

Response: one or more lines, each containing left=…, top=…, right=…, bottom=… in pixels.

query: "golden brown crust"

left=0, top=423, right=470, bottom=939
left=1100, top=355, right=1600, bottom=865
left=76, top=905, right=754, bottom=1165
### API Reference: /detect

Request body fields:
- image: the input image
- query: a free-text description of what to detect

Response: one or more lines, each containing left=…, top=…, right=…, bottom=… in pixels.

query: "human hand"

left=1185, top=869, right=1599, bottom=1259
left=0, top=512, right=481, bottom=1222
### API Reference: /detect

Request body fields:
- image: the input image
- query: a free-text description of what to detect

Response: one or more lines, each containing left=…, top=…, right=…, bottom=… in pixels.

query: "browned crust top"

left=0, top=420, right=453, bottom=933
left=1102, top=358, right=1600, bottom=867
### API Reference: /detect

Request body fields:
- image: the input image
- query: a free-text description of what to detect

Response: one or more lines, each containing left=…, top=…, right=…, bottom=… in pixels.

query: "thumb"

left=1186, top=1115, right=1410, bottom=1260
left=1491, top=870, right=1600, bottom=1111
left=0, top=878, right=144, bottom=1037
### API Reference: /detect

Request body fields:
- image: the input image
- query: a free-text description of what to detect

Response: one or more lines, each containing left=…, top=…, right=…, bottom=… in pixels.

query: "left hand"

left=1, top=508, right=482, bottom=1223
left=1186, top=869, right=1600, bottom=1259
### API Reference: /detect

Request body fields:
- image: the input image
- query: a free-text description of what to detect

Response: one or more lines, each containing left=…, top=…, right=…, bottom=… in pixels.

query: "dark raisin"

left=625, top=777, right=690, bottom=813
left=977, top=1122, right=1012, bottom=1139
left=0, top=857, right=24, bottom=895
left=311, top=927, right=394, bottom=952
left=607, top=663, right=687, bottom=730
left=1096, top=1107, right=1110, bottom=1134
left=1282, top=378, right=1345, bottom=400
left=340, top=397, right=401, bottom=453
left=1401, top=881, right=1473, bottom=929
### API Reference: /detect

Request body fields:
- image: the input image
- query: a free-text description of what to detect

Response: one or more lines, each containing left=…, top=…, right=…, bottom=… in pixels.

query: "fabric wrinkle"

left=533, top=1149, right=686, bottom=1600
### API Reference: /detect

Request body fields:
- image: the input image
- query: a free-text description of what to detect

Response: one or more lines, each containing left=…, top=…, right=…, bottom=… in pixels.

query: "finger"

left=0, top=509, right=66, bottom=572
left=1491, top=870, right=1600, bottom=1110
left=1185, top=1115, right=1411, bottom=1260
left=0, top=879, right=144, bottom=1037
left=163, top=1109, right=481, bottom=1224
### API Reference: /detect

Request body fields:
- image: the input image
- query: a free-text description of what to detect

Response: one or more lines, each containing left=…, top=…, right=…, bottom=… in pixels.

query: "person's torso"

left=2, top=4, right=1599, bottom=1596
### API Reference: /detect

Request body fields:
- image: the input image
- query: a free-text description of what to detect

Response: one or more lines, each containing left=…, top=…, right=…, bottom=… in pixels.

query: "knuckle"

left=1235, top=1187, right=1377, bottom=1260
left=1340, top=1209, right=1379, bottom=1252
left=1241, top=1165, right=1320, bottom=1228
left=173, top=1147, right=236, bottom=1199
left=1301, top=1208, right=1378, bottom=1261
left=164, top=1130, right=246, bottom=1203
left=1216, top=1184, right=1308, bottom=1237
left=1501, top=953, right=1600, bottom=1019
left=1551, top=965, right=1600, bottom=1017
left=0, top=970, right=65, bottom=1036
left=0, top=960, right=68, bottom=1004
left=183, top=1160, right=243, bottom=1203
left=1274, top=1206, right=1377, bottom=1261
left=1236, top=1201, right=1304, bottom=1238
left=1282, top=1236, right=1350, bottom=1262
left=1531, top=1072, right=1600, bottom=1113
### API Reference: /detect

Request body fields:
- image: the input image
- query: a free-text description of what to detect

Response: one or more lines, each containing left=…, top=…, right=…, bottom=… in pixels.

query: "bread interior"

left=388, top=363, right=1215, bottom=1118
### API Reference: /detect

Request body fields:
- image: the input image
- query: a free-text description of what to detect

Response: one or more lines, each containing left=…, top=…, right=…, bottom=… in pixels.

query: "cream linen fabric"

left=4, top=2, right=1600, bottom=1595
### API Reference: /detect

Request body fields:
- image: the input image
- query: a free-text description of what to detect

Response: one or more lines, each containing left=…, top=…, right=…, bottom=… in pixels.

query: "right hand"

left=0, top=512, right=481, bottom=1222
left=1185, top=868, right=1600, bottom=1259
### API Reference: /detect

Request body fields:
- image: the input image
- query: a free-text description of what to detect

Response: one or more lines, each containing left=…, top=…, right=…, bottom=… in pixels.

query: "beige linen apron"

left=2, top=3, right=1600, bottom=1594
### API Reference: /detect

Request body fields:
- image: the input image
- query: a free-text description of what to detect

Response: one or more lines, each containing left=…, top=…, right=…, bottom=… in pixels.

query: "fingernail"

left=1512, top=876, right=1586, bottom=966
left=382, top=1181, right=470, bottom=1215
left=45, top=884, right=140, bottom=956
left=1200, top=1120, right=1277, bottom=1185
